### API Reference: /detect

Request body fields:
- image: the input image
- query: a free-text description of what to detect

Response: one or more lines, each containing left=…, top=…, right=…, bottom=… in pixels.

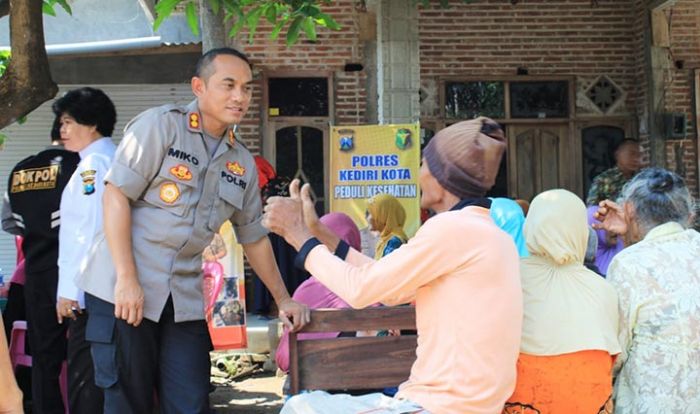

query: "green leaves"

left=42, top=0, right=72, bottom=17
left=0, top=51, right=10, bottom=78
left=153, top=0, right=343, bottom=47
left=185, top=1, right=199, bottom=36
left=286, top=15, right=304, bottom=45
left=154, top=0, right=185, bottom=31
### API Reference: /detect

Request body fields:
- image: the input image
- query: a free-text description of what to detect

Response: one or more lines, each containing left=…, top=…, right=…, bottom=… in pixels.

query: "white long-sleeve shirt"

left=57, top=137, right=116, bottom=308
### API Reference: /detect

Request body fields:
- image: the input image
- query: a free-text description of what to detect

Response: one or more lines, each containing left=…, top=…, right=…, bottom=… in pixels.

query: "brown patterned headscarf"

left=423, top=117, right=506, bottom=199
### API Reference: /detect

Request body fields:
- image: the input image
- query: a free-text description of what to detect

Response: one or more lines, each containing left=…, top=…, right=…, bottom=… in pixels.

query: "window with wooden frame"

left=422, top=76, right=576, bottom=199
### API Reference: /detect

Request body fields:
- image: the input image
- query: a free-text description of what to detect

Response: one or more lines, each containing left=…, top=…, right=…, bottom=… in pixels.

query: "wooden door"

left=508, top=124, right=570, bottom=201
left=265, top=121, right=329, bottom=215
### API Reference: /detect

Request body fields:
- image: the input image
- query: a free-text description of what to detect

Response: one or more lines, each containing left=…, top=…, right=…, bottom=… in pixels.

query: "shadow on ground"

left=210, top=372, right=285, bottom=413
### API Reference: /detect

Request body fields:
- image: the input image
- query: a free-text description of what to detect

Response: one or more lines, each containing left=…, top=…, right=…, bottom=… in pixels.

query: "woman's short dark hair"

left=50, top=116, right=61, bottom=142
left=619, top=167, right=695, bottom=232
left=52, top=87, right=117, bottom=137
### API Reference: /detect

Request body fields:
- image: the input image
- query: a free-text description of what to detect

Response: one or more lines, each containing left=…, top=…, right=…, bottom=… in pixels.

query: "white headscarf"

left=519, top=189, right=621, bottom=356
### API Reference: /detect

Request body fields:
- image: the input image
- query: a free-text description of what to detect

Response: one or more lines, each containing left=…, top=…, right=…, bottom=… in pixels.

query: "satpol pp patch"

left=81, top=170, right=97, bottom=195
left=159, top=182, right=180, bottom=204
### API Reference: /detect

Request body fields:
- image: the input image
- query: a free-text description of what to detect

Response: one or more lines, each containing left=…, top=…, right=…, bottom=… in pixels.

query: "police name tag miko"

left=11, top=165, right=59, bottom=193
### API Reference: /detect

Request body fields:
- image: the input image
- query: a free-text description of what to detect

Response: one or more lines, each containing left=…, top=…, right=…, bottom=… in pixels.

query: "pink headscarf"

left=276, top=212, right=361, bottom=372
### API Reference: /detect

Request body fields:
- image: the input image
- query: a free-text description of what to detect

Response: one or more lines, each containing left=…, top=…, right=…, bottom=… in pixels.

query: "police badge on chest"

left=81, top=170, right=96, bottom=195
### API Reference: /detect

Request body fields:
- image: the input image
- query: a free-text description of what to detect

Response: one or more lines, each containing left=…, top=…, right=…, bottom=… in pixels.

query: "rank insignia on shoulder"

left=160, top=182, right=180, bottom=204
left=81, top=170, right=97, bottom=195
left=188, top=112, right=200, bottom=130
left=169, top=164, right=193, bottom=181
left=226, top=161, right=245, bottom=176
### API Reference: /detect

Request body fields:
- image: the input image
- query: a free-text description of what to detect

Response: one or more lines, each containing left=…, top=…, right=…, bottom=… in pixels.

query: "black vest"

left=7, top=148, right=79, bottom=274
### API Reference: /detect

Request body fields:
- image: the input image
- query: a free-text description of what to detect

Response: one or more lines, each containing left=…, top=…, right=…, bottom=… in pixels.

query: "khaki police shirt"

left=76, top=100, right=267, bottom=322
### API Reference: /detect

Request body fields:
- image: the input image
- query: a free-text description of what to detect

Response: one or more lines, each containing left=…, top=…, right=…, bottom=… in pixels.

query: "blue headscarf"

left=490, top=197, right=529, bottom=257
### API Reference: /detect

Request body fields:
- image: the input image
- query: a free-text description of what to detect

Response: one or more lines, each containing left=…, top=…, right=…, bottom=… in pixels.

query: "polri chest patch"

left=159, top=182, right=180, bottom=204
left=169, top=164, right=193, bottom=181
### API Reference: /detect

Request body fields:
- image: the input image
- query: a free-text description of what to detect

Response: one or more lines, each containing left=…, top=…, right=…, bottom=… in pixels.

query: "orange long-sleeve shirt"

left=305, top=206, right=523, bottom=414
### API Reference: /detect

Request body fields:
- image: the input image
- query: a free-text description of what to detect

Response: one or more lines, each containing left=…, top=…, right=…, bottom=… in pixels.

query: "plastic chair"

left=10, top=320, right=69, bottom=414
left=9, top=320, right=31, bottom=371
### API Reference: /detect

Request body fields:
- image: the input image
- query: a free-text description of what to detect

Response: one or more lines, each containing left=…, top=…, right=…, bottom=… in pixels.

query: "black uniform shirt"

left=1, top=147, right=79, bottom=274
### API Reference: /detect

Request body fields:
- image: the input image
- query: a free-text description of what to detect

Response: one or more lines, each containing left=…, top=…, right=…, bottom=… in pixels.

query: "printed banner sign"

left=203, top=221, right=247, bottom=350
left=330, top=124, right=421, bottom=236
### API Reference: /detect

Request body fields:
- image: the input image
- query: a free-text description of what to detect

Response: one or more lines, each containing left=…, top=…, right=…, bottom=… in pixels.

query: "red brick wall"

left=234, top=0, right=367, bottom=155
left=419, top=0, right=640, bottom=115
left=418, top=0, right=699, bottom=197
left=229, top=0, right=698, bottom=197
left=663, top=0, right=699, bottom=196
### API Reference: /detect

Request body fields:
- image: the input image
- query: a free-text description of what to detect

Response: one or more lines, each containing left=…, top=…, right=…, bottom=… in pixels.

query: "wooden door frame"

left=261, top=70, right=335, bottom=126
left=264, top=121, right=331, bottom=212
left=261, top=71, right=335, bottom=213
left=574, top=117, right=637, bottom=197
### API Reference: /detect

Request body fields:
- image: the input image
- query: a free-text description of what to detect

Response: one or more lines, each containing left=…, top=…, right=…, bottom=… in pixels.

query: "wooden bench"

left=287, top=306, right=417, bottom=395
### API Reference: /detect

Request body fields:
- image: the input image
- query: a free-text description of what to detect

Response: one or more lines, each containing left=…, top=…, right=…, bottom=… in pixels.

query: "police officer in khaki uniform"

left=76, top=48, right=310, bottom=414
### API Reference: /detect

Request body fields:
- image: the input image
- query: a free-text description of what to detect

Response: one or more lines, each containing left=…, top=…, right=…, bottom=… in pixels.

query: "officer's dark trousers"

left=85, top=293, right=212, bottom=414
left=24, top=268, right=67, bottom=414
left=67, top=311, right=103, bottom=414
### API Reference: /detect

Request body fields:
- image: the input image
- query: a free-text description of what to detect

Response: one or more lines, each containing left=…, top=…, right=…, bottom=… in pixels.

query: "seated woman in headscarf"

left=587, top=205, right=624, bottom=276
left=490, top=198, right=528, bottom=257
left=504, top=189, right=620, bottom=414
left=275, top=212, right=362, bottom=372
left=366, top=194, right=408, bottom=259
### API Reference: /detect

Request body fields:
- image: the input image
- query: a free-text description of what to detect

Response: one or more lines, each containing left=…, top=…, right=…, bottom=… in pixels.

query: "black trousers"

left=85, top=294, right=213, bottom=414
left=24, top=268, right=67, bottom=414
left=67, top=311, right=103, bottom=414
left=2, top=282, right=26, bottom=344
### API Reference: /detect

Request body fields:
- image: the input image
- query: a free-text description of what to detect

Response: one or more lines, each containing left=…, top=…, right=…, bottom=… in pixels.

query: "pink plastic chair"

left=9, top=320, right=69, bottom=413
left=9, top=320, right=31, bottom=371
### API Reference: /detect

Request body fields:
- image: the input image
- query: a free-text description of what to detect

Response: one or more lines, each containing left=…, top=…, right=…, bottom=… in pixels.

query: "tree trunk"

left=200, top=0, right=227, bottom=52
left=0, top=0, right=57, bottom=130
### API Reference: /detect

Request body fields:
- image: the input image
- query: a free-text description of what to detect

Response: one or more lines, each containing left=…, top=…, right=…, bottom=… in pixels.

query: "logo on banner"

left=338, top=129, right=355, bottom=152
left=395, top=128, right=412, bottom=150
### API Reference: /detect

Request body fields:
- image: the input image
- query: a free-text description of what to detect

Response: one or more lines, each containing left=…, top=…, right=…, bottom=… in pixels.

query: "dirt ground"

left=210, top=372, right=286, bottom=413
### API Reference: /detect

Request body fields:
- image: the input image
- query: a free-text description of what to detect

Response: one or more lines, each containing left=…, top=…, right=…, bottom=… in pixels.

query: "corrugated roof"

left=0, top=0, right=201, bottom=49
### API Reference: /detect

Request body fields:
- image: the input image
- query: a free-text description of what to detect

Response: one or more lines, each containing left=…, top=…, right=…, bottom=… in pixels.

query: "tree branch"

left=0, top=0, right=57, bottom=129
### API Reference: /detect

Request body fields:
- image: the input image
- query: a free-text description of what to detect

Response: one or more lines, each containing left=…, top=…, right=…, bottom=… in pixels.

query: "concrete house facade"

left=0, top=0, right=698, bottom=273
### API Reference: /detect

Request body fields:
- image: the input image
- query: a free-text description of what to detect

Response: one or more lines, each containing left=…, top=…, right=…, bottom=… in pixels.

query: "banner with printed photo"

left=203, top=221, right=247, bottom=350
left=330, top=124, right=421, bottom=236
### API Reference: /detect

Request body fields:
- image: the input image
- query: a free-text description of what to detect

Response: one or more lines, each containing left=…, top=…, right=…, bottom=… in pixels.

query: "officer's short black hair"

left=50, top=116, right=62, bottom=142
left=52, top=87, right=117, bottom=137
left=195, top=47, right=252, bottom=82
